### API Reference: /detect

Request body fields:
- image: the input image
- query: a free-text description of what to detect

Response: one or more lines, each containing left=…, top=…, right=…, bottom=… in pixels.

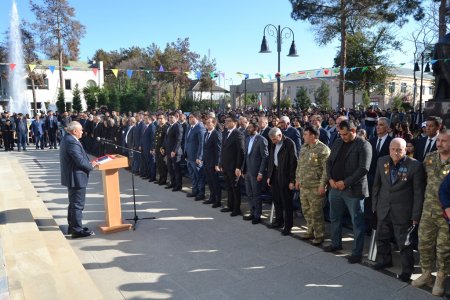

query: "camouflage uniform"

left=295, top=140, right=330, bottom=239
left=419, top=151, right=450, bottom=273
left=155, top=123, right=169, bottom=184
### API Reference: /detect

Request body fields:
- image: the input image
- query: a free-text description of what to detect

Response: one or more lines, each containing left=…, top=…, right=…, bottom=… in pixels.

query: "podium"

left=96, top=154, right=132, bottom=233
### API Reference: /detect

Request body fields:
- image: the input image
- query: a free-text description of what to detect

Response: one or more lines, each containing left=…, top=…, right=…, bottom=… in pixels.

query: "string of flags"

left=0, top=58, right=448, bottom=82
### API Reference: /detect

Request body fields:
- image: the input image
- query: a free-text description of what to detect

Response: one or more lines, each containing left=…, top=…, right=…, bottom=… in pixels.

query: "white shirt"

left=376, top=133, right=389, bottom=152
left=248, top=134, right=257, bottom=154
left=424, top=133, right=439, bottom=157
left=274, top=140, right=283, bottom=167
left=125, top=125, right=134, bottom=145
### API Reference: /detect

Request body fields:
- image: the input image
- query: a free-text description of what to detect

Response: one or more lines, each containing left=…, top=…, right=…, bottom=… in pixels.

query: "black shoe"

left=158, top=181, right=167, bottom=185
left=281, top=229, right=291, bottom=236
left=165, top=184, right=174, bottom=189
left=268, top=222, right=283, bottom=229
left=67, top=227, right=89, bottom=235
left=203, top=200, right=213, bottom=204
left=54, top=147, right=58, bottom=150
left=186, top=193, right=197, bottom=198
left=154, top=181, right=160, bottom=184
left=252, top=218, right=261, bottom=224
left=195, top=195, right=205, bottom=201
left=71, top=230, right=94, bottom=239
left=347, top=255, right=362, bottom=264
left=372, top=262, right=393, bottom=270
left=212, top=203, right=221, bottom=208
left=148, top=178, right=156, bottom=182
left=230, top=211, right=241, bottom=217
left=323, top=245, right=343, bottom=253
left=220, top=208, right=231, bottom=213
left=397, top=272, right=411, bottom=282
left=172, top=187, right=182, bottom=192
left=243, top=215, right=254, bottom=221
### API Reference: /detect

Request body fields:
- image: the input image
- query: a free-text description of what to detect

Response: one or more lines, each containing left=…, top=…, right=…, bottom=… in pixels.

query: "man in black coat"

left=310, top=114, right=330, bottom=146
left=217, top=114, right=245, bottom=216
left=45, top=110, right=59, bottom=149
left=325, top=120, right=372, bottom=264
left=414, top=116, right=441, bottom=162
left=202, top=117, right=222, bottom=208
left=267, top=127, right=298, bottom=235
left=367, top=117, right=392, bottom=232
left=279, top=116, right=301, bottom=157
left=60, top=121, right=97, bottom=238
left=164, top=112, right=184, bottom=191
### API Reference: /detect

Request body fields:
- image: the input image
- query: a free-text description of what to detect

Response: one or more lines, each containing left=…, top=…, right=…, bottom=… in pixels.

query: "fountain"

left=8, top=0, right=29, bottom=115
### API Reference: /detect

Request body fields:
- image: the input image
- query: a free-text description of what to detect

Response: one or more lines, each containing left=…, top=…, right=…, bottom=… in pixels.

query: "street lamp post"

left=259, top=24, right=298, bottom=117
left=414, top=52, right=430, bottom=115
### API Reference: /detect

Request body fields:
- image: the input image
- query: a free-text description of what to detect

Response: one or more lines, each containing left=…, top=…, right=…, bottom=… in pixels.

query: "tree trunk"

left=439, top=0, right=447, bottom=38
left=57, top=18, right=64, bottom=106
left=352, top=88, right=356, bottom=109
left=31, top=77, right=37, bottom=116
left=338, top=0, right=347, bottom=108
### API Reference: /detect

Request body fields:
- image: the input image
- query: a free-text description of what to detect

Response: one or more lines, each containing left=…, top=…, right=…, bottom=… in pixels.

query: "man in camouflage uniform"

left=295, top=125, right=330, bottom=245
left=412, top=129, right=450, bottom=296
left=154, top=114, right=169, bottom=185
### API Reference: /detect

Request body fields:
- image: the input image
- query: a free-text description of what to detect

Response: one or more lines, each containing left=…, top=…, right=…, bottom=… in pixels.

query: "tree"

left=30, top=0, right=86, bottom=100
left=197, top=55, right=217, bottom=102
left=290, top=0, right=424, bottom=108
left=72, top=83, right=82, bottom=112
left=314, top=81, right=331, bottom=110
left=83, top=86, right=98, bottom=111
left=296, top=87, right=311, bottom=110
left=361, top=90, right=371, bottom=108
left=56, top=89, right=65, bottom=112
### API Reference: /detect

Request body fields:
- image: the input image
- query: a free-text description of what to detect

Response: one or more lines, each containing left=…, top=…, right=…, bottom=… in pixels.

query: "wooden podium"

left=96, top=154, right=132, bottom=233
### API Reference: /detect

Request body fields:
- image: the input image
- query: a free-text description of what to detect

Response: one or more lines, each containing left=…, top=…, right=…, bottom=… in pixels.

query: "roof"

left=188, top=80, right=229, bottom=93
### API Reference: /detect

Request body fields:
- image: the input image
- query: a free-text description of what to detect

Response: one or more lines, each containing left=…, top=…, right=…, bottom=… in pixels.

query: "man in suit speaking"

left=60, top=121, right=97, bottom=238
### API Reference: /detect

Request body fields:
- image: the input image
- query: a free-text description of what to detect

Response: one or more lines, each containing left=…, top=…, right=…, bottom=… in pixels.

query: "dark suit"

left=414, top=136, right=438, bottom=162
left=326, top=136, right=372, bottom=257
left=372, top=155, right=425, bottom=274
left=164, top=122, right=184, bottom=189
left=132, top=121, right=144, bottom=173
left=203, top=129, right=222, bottom=205
left=45, top=115, right=59, bottom=148
left=366, top=135, right=392, bottom=230
left=59, top=133, right=93, bottom=234
left=140, top=123, right=156, bottom=179
left=185, top=122, right=206, bottom=196
left=283, top=126, right=301, bottom=158
left=15, top=117, right=28, bottom=151
left=242, top=134, right=268, bottom=219
left=219, top=128, right=245, bottom=214
left=267, top=136, right=298, bottom=231
left=125, top=125, right=136, bottom=167
left=30, top=119, right=45, bottom=149
left=319, top=128, right=330, bottom=146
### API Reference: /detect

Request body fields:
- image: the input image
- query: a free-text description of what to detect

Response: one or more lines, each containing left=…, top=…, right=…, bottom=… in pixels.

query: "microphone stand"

left=98, top=138, right=156, bottom=230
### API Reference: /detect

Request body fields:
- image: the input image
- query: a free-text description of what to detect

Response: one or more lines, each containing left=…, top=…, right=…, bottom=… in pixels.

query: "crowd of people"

left=2, top=105, right=450, bottom=296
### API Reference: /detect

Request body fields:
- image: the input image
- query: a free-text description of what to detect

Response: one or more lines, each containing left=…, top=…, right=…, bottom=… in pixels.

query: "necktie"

left=205, top=132, right=210, bottom=142
left=376, top=138, right=382, bottom=153
left=424, top=139, right=433, bottom=158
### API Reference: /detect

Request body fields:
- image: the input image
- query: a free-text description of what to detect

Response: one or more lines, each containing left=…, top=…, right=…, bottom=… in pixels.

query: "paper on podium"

left=94, top=155, right=115, bottom=165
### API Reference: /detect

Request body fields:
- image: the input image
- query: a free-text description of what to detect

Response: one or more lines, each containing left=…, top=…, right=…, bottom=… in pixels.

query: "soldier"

left=412, top=129, right=450, bottom=296
left=295, top=125, right=330, bottom=245
left=155, top=114, right=169, bottom=185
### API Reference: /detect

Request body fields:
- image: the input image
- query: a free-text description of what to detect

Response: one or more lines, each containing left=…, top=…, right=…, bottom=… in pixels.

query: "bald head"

left=389, top=138, right=406, bottom=163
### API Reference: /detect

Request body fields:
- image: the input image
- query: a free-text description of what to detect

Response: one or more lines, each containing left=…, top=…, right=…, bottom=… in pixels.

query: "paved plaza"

left=0, top=149, right=439, bottom=299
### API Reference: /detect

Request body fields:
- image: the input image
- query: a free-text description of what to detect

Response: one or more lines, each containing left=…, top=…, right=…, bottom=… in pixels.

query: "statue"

left=433, top=33, right=450, bottom=101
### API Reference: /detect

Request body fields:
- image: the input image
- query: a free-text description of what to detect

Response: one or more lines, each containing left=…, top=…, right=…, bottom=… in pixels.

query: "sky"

left=1, top=0, right=424, bottom=89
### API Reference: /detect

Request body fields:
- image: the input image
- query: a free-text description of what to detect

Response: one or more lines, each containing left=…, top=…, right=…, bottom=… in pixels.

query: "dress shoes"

left=281, top=229, right=291, bottom=236
left=142, top=176, right=150, bottom=180
left=195, top=195, right=206, bottom=201
left=220, top=208, right=231, bottom=213
left=212, top=203, right=221, bottom=208
left=202, top=200, right=214, bottom=204
left=148, top=178, right=156, bottom=182
left=323, top=245, right=343, bottom=253
left=230, top=211, right=241, bottom=217
left=186, top=193, right=197, bottom=198
left=67, top=227, right=89, bottom=235
left=158, top=181, right=167, bottom=185
left=71, top=230, right=94, bottom=239
left=165, top=184, right=174, bottom=189
left=372, top=262, right=393, bottom=270
left=347, top=255, right=362, bottom=264
left=243, top=215, right=254, bottom=221
left=154, top=181, right=160, bottom=184
left=268, top=222, right=283, bottom=229
left=252, top=218, right=261, bottom=224
left=397, top=272, right=411, bottom=282
left=172, top=187, right=182, bottom=192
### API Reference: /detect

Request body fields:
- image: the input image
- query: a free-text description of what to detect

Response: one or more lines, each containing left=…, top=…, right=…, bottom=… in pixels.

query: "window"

left=26, top=78, right=49, bottom=90
left=429, top=86, right=435, bottom=95
left=389, top=82, right=396, bottom=93
left=400, top=83, right=407, bottom=93
left=65, top=79, right=72, bottom=90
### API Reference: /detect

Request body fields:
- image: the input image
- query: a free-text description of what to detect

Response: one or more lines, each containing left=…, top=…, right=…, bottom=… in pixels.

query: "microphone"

left=97, top=137, right=114, bottom=143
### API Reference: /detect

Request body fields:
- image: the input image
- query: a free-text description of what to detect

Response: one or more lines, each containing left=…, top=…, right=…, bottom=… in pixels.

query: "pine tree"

left=296, top=87, right=311, bottom=110
left=314, top=82, right=331, bottom=110
left=56, top=90, right=65, bottom=113
left=72, top=84, right=82, bottom=112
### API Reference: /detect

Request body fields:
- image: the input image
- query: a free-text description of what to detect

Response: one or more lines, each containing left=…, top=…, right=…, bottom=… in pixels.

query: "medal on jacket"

left=384, top=162, right=389, bottom=174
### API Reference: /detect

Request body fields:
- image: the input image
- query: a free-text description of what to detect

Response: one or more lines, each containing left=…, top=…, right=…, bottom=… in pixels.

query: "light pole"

left=414, top=52, right=430, bottom=115
left=259, top=24, right=298, bottom=117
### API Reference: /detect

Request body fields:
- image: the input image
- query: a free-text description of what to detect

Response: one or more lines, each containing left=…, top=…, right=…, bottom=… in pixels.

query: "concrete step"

left=0, top=156, right=103, bottom=300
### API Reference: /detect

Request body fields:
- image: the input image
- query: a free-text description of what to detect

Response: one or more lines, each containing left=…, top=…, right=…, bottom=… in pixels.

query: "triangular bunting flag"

left=210, top=72, right=216, bottom=78
left=324, top=69, right=329, bottom=75
left=361, top=66, right=369, bottom=72
left=64, top=66, right=72, bottom=71
left=49, top=66, right=55, bottom=74
left=28, top=64, right=36, bottom=72
left=430, top=60, right=438, bottom=64
left=350, top=67, right=357, bottom=72
left=126, top=69, right=133, bottom=78
left=333, top=68, right=340, bottom=73
left=92, top=68, right=98, bottom=76
left=145, top=70, right=151, bottom=74
left=112, top=69, right=118, bottom=78
left=244, top=73, right=249, bottom=79
left=184, top=71, right=190, bottom=76
left=343, top=67, right=348, bottom=75
left=159, top=65, right=164, bottom=72
left=9, top=64, right=16, bottom=71
left=315, top=70, right=321, bottom=76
